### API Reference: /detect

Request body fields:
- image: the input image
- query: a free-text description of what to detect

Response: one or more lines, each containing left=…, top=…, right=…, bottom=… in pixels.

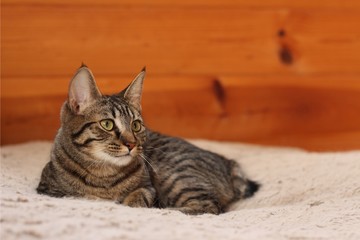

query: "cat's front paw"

left=121, top=187, right=155, bottom=208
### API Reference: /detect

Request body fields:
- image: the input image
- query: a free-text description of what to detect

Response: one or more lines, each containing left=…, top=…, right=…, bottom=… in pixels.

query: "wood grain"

left=2, top=75, right=360, bottom=150
left=2, top=1, right=360, bottom=150
left=3, top=0, right=360, bottom=9
left=2, top=6, right=360, bottom=77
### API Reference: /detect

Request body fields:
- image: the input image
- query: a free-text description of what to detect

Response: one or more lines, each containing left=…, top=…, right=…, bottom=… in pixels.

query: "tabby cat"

left=37, top=65, right=259, bottom=215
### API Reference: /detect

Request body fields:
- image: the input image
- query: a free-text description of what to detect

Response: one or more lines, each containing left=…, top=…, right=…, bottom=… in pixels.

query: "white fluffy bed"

left=1, top=141, right=359, bottom=240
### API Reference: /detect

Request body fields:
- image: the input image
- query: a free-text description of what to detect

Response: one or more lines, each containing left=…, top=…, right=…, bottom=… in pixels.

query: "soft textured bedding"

left=1, top=141, right=359, bottom=240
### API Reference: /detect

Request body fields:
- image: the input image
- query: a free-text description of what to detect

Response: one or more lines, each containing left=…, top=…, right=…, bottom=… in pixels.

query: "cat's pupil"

left=132, top=121, right=141, bottom=132
left=100, top=119, right=114, bottom=131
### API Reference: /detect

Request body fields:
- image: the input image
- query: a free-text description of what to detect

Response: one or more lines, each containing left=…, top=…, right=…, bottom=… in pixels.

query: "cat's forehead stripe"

left=110, top=99, right=130, bottom=117
left=111, top=107, right=116, bottom=119
left=125, top=106, right=134, bottom=118
left=113, top=109, right=125, bottom=132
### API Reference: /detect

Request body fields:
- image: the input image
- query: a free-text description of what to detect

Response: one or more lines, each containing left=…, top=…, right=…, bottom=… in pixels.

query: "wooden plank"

left=2, top=75, right=360, bottom=150
left=253, top=131, right=360, bottom=152
left=1, top=76, right=213, bottom=98
left=219, top=85, right=360, bottom=138
left=3, top=74, right=360, bottom=99
left=3, top=0, right=360, bottom=9
left=1, top=96, right=64, bottom=144
left=2, top=6, right=360, bottom=77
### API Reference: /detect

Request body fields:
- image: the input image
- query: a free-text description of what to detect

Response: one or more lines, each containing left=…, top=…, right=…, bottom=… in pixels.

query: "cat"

left=37, top=65, right=155, bottom=207
left=37, top=65, right=259, bottom=215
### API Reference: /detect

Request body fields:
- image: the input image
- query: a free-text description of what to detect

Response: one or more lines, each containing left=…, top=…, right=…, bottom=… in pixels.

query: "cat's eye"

left=100, top=119, right=114, bottom=131
left=131, top=120, right=142, bottom=132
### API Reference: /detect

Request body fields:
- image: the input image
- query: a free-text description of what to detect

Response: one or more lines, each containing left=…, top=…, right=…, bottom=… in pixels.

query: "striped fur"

left=144, top=132, right=259, bottom=215
left=37, top=65, right=259, bottom=214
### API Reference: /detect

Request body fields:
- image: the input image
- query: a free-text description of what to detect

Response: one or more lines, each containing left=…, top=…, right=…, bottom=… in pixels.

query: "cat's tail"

left=243, top=179, right=260, bottom=198
left=230, top=160, right=260, bottom=199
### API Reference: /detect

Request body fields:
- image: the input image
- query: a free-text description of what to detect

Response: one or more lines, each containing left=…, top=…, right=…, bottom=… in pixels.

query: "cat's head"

left=59, top=65, right=147, bottom=167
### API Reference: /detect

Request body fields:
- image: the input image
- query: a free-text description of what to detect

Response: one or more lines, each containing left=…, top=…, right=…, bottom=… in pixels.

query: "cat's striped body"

left=145, top=131, right=258, bottom=214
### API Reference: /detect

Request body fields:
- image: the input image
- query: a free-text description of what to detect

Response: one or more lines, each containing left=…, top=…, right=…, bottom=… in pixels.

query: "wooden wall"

left=2, top=0, right=360, bottom=151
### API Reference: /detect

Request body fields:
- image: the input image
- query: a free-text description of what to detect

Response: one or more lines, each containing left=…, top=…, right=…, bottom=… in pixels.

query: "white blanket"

left=1, top=141, right=359, bottom=240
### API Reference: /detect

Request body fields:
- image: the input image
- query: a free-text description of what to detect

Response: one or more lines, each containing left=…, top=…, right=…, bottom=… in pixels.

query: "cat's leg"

left=37, top=181, right=67, bottom=198
left=37, top=162, right=70, bottom=198
left=171, top=199, right=222, bottom=215
left=121, top=186, right=156, bottom=208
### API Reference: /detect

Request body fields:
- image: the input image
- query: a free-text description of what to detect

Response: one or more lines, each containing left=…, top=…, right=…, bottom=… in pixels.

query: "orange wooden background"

left=2, top=0, right=360, bottom=151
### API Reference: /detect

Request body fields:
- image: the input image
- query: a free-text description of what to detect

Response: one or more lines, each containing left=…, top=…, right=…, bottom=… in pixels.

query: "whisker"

left=139, top=153, right=156, bottom=173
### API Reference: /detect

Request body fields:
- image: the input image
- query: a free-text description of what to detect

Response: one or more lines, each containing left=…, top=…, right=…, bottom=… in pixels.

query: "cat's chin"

left=93, top=151, right=134, bottom=167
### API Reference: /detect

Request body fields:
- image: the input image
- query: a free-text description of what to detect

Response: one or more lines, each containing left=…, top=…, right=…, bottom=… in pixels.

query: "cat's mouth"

left=106, top=145, right=140, bottom=158
left=110, top=149, right=138, bottom=158
left=109, top=152, right=132, bottom=158
left=128, top=145, right=143, bottom=157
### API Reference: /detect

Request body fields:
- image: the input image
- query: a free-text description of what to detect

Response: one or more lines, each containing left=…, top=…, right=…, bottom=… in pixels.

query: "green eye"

left=100, top=119, right=114, bottom=131
left=131, top=120, right=142, bottom=132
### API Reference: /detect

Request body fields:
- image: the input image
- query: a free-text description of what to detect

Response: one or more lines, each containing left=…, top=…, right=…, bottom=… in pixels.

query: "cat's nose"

left=125, top=142, right=136, bottom=151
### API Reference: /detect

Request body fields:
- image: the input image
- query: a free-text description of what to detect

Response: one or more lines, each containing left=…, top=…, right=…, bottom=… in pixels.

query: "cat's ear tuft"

left=123, top=68, right=146, bottom=111
left=80, top=62, right=88, bottom=68
left=68, top=66, right=102, bottom=114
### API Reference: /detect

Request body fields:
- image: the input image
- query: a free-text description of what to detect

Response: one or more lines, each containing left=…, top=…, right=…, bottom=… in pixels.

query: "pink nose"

left=125, top=142, right=136, bottom=151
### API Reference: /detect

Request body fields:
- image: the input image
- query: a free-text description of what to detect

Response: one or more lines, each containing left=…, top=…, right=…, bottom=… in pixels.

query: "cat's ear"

left=68, top=65, right=102, bottom=114
left=122, top=67, right=146, bottom=111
